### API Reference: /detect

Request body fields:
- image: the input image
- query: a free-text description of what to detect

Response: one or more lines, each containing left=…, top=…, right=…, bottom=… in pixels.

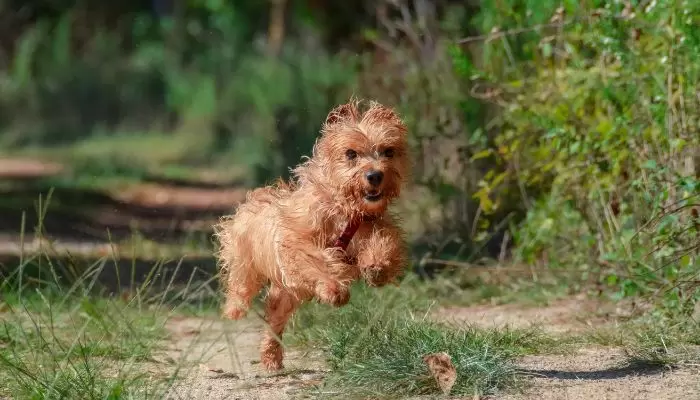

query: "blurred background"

left=0, top=0, right=699, bottom=310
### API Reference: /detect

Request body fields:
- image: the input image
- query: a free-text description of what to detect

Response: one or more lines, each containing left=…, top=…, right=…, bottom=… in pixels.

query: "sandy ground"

left=0, top=157, right=64, bottom=178
left=158, top=296, right=700, bottom=400
left=161, top=314, right=326, bottom=400
left=438, top=297, right=700, bottom=400
left=433, top=294, right=628, bottom=334
left=499, top=347, right=700, bottom=400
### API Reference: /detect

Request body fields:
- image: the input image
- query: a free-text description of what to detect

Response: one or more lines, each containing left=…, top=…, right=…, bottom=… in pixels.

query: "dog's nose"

left=365, top=170, right=384, bottom=186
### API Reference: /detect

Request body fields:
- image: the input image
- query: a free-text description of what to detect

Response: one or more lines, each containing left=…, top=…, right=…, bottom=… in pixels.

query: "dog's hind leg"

left=260, top=285, right=300, bottom=371
left=222, top=260, right=265, bottom=320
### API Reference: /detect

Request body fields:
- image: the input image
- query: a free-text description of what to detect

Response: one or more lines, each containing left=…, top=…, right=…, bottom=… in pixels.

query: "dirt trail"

left=434, top=294, right=612, bottom=334
left=438, top=297, right=700, bottom=400
left=158, top=296, right=700, bottom=400
left=501, top=347, right=699, bottom=400
left=161, top=314, right=326, bottom=400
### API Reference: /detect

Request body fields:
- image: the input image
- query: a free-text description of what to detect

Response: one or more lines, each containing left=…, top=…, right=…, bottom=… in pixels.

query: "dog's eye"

left=345, top=149, right=358, bottom=160
left=383, top=148, right=395, bottom=158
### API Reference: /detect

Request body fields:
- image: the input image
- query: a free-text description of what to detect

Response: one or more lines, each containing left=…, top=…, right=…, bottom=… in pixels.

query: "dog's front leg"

left=278, top=242, right=353, bottom=307
left=356, top=221, right=407, bottom=287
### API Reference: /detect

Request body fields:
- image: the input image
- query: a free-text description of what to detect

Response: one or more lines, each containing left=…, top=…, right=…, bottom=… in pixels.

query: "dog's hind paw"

left=260, top=339, right=285, bottom=371
left=223, top=301, right=249, bottom=320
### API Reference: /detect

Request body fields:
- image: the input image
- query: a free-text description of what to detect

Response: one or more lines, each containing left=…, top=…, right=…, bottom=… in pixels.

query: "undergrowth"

left=290, top=278, right=550, bottom=398
left=0, top=217, right=219, bottom=399
left=0, top=291, right=167, bottom=399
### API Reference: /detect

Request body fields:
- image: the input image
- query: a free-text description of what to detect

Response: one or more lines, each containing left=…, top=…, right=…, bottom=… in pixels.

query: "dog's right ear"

left=324, top=101, right=360, bottom=126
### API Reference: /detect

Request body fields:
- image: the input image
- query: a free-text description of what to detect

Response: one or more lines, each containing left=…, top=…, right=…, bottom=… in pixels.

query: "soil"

left=500, top=347, right=699, bottom=400
left=440, top=298, right=700, bottom=400
left=0, top=157, right=246, bottom=258
left=158, top=298, right=700, bottom=400
left=161, top=314, right=327, bottom=400
left=0, top=158, right=64, bottom=179
left=433, top=294, right=627, bottom=334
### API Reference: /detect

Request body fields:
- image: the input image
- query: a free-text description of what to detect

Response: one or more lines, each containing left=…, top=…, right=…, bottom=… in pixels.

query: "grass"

left=1, top=235, right=552, bottom=400
left=289, top=278, right=552, bottom=398
left=579, top=313, right=700, bottom=368
left=4, top=259, right=697, bottom=400
left=0, top=230, right=221, bottom=399
left=0, top=283, right=168, bottom=398
left=4, top=229, right=699, bottom=400
left=416, top=266, right=576, bottom=308
left=0, top=293, right=167, bottom=399
left=288, top=267, right=700, bottom=398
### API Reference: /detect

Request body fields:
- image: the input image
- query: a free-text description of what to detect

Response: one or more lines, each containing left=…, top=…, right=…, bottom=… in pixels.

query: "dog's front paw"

left=361, top=263, right=393, bottom=287
left=315, top=280, right=350, bottom=307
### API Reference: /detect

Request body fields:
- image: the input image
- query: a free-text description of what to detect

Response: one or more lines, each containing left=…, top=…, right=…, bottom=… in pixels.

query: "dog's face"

left=313, top=100, right=409, bottom=215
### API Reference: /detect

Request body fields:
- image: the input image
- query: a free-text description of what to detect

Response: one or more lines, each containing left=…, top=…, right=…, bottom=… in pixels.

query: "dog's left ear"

left=324, top=101, right=360, bottom=126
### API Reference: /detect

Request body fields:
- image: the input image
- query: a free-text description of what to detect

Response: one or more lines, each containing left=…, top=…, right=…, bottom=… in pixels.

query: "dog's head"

left=306, top=99, right=410, bottom=216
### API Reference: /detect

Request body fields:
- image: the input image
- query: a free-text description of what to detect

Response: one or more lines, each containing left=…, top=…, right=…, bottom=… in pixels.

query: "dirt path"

left=161, top=314, right=326, bottom=400
left=157, top=297, right=700, bottom=400
left=437, top=297, right=700, bottom=400
left=501, top=347, right=699, bottom=400
left=434, top=294, right=615, bottom=334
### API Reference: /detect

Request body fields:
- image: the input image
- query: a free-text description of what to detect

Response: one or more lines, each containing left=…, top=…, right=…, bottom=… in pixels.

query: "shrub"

left=451, top=0, right=700, bottom=312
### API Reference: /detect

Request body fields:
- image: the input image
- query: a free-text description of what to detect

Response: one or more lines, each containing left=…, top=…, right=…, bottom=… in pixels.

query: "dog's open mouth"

left=364, top=190, right=383, bottom=202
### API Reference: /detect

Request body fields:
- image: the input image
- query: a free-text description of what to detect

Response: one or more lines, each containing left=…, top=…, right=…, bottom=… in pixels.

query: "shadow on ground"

left=519, top=362, right=671, bottom=380
left=0, top=252, right=220, bottom=292
left=0, top=178, right=244, bottom=243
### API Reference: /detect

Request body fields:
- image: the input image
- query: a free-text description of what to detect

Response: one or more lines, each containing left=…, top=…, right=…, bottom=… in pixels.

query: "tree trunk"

left=267, top=0, right=287, bottom=57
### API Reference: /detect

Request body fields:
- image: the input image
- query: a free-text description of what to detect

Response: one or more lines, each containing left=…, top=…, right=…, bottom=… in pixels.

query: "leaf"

left=473, top=187, right=495, bottom=213
left=542, top=42, right=553, bottom=58
left=680, top=255, right=691, bottom=268
left=470, top=149, right=493, bottom=161
left=606, top=274, right=618, bottom=286
left=362, top=28, right=379, bottom=41
left=490, top=171, right=508, bottom=187
left=423, top=352, right=457, bottom=395
left=642, top=160, right=658, bottom=170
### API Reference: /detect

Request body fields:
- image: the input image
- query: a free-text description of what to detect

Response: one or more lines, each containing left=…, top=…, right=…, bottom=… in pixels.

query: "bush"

left=0, top=1, right=357, bottom=184
left=450, top=0, right=700, bottom=312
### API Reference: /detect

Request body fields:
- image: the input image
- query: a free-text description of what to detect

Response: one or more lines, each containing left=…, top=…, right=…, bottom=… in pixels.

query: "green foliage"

left=3, top=0, right=700, bottom=317
left=451, top=0, right=700, bottom=312
left=0, top=2, right=356, bottom=184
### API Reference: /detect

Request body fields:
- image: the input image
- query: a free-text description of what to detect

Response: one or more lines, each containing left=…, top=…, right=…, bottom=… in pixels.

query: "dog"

left=214, top=98, right=410, bottom=371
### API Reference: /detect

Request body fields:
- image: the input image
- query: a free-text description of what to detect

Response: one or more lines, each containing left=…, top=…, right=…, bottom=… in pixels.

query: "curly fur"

left=214, top=98, right=410, bottom=371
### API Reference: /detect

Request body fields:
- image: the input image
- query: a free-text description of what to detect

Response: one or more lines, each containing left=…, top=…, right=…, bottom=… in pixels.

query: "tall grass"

left=0, top=204, right=220, bottom=399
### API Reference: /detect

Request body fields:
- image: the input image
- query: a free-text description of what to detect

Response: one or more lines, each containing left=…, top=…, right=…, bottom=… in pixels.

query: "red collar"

left=332, top=215, right=376, bottom=250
